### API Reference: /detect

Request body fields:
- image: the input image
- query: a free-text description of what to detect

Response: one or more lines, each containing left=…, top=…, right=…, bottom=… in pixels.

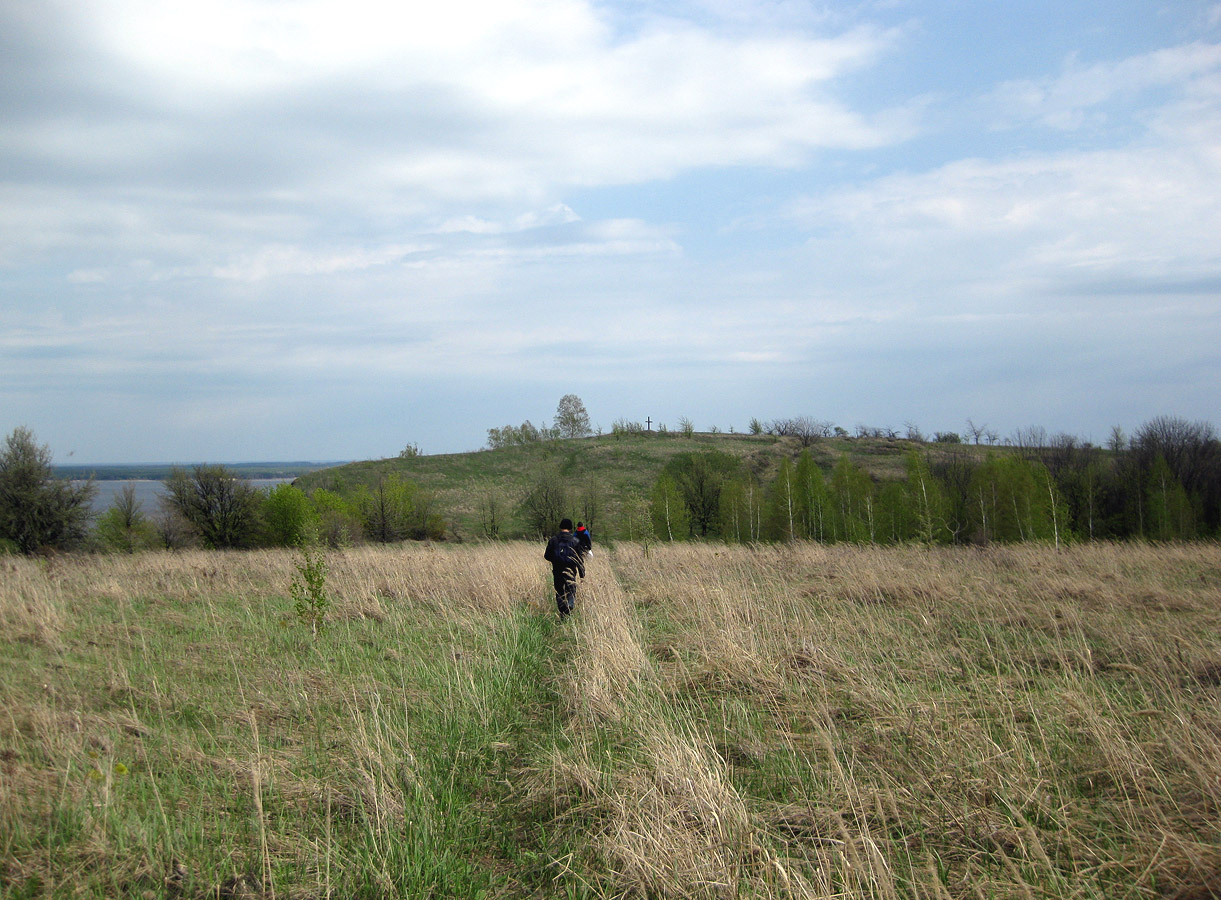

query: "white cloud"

left=988, top=41, right=1221, bottom=131
left=211, top=242, right=431, bottom=281
left=437, top=204, right=580, bottom=235
left=79, top=0, right=904, bottom=189
left=789, top=42, right=1221, bottom=314
left=0, top=0, right=913, bottom=286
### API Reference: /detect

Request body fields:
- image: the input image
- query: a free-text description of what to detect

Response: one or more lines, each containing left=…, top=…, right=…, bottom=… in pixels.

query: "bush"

left=95, top=484, right=158, bottom=553
left=309, top=489, right=361, bottom=548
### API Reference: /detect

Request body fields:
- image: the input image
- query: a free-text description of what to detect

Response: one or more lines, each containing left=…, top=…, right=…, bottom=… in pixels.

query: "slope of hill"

left=294, top=432, right=995, bottom=539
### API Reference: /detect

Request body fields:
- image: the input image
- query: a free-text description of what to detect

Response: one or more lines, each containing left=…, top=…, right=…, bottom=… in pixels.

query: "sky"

left=2, top=0, right=1219, bottom=464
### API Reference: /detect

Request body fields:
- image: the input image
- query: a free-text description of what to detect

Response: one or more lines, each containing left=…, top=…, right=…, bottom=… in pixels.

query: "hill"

left=293, top=431, right=1000, bottom=539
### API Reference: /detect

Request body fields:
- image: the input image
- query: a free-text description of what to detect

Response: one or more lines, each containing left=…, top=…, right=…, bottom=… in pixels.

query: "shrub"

left=289, top=527, right=330, bottom=639
left=95, top=484, right=158, bottom=553
left=309, top=489, right=360, bottom=548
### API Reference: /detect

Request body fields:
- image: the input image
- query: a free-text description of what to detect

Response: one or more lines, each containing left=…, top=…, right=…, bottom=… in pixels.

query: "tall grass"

left=2, top=541, right=1219, bottom=898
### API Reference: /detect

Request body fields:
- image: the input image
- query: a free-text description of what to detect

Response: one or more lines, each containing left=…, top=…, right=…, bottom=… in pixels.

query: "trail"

left=525, top=545, right=752, bottom=899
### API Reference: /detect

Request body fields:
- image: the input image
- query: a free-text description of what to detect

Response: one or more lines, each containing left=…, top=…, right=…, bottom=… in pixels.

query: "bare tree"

left=519, top=469, right=569, bottom=537
left=965, top=418, right=988, bottom=445
left=163, top=464, right=262, bottom=549
left=477, top=485, right=510, bottom=539
left=1010, top=425, right=1048, bottom=458
left=789, top=416, right=824, bottom=447
left=1132, top=416, right=1219, bottom=501
left=771, top=417, right=833, bottom=443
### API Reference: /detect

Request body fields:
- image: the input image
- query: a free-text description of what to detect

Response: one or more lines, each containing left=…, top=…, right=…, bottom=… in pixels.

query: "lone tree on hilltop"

left=554, top=394, right=592, bottom=439
left=0, top=426, right=96, bottom=554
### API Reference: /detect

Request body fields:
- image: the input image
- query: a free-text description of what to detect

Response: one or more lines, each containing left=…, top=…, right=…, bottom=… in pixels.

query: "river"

left=85, top=478, right=294, bottom=514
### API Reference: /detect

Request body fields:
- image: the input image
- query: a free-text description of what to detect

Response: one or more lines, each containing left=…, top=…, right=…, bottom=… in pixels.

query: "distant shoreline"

left=54, top=462, right=347, bottom=481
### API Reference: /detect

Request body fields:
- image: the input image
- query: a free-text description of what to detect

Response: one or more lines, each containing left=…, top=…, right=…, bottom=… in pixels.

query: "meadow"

left=2, top=540, right=1220, bottom=899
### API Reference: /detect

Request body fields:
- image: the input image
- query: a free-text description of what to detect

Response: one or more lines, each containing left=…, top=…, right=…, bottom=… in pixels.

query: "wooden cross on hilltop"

left=646, top=417, right=652, bottom=431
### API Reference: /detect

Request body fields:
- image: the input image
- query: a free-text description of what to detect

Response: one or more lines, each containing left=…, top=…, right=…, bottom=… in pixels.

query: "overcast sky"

left=3, top=0, right=1219, bottom=463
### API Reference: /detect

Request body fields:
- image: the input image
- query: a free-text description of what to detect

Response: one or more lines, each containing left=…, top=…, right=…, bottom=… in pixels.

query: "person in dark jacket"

left=544, top=518, right=585, bottom=617
left=575, top=522, right=592, bottom=558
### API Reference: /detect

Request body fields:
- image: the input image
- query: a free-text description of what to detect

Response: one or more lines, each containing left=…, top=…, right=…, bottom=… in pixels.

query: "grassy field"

left=2, top=541, right=1220, bottom=898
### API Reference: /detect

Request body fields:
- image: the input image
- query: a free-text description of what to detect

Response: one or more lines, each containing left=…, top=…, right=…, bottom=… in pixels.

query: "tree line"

left=639, top=415, right=1220, bottom=545
left=0, top=427, right=444, bottom=554
left=3, top=413, right=1218, bottom=555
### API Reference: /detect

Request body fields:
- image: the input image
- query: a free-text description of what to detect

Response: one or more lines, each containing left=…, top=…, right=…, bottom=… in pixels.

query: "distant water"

left=84, top=478, right=293, bottom=514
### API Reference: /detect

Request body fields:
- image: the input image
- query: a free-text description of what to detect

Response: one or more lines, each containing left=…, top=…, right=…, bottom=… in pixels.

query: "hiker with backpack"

left=544, top=518, right=586, bottom=618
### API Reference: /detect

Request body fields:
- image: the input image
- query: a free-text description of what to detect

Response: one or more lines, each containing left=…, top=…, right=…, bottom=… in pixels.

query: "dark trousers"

left=553, top=567, right=578, bottom=616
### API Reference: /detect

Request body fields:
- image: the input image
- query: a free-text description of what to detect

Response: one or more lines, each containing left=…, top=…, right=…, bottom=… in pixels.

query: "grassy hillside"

left=294, top=432, right=995, bottom=539
left=2, top=541, right=1219, bottom=898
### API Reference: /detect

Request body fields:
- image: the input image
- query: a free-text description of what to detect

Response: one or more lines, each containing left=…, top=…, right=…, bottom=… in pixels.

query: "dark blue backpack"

left=554, top=534, right=580, bottom=567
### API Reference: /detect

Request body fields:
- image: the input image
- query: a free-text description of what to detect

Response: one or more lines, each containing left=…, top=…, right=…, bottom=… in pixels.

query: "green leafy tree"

left=904, top=450, right=950, bottom=544
left=554, top=394, right=592, bottom=439
left=1051, top=445, right=1107, bottom=541
left=163, top=464, right=262, bottom=549
left=262, top=483, right=319, bottom=547
left=874, top=481, right=912, bottom=544
left=289, top=524, right=330, bottom=639
left=719, top=475, right=764, bottom=543
left=95, top=484, right=157, bottom=553
left=1145, top=455, right=1196, bottom=540
left=0, top=427, right=96, bottom=554
left=357, top=475, right=418, bottom=543
left=1131, top=416, right=1220, bottom=532
left=763, top=457, right=797, bottom=541
left=793, top=450, right=830, bottom=541
left=967, top=455, right=1059, bottom=543
left=620, top=491, right=655, bottom=548
left=829, top=457, right=875, bottom=542
left=650, top=474, right=688, bottom=541
left=310, top=489, right=360, bottom=548
left=663, top=450, right=739, bottom=538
